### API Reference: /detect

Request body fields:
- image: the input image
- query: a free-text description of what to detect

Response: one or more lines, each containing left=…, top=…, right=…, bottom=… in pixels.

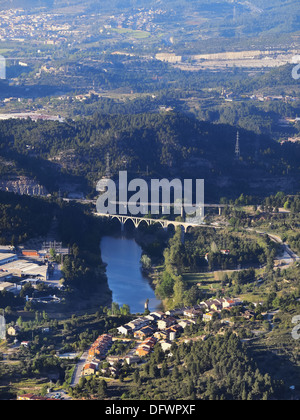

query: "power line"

left=235, top=130, right=241, bottom=160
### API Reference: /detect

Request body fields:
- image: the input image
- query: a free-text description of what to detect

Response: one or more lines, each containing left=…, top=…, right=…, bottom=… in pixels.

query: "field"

left=111, top=28, right=150, bottom=39
left=182, top=272, right=222, bottom=294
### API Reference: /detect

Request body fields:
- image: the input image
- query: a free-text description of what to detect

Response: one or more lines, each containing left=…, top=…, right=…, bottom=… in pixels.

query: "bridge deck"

left=94, top=212, right=218, bottom=232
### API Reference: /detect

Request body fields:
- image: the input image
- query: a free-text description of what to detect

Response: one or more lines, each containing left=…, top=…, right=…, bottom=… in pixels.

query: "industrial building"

left=0, top=253, right=18, bottom=266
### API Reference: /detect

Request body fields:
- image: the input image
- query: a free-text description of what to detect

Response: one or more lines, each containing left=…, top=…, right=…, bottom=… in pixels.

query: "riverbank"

left=100, top=235, right=162, bottom=314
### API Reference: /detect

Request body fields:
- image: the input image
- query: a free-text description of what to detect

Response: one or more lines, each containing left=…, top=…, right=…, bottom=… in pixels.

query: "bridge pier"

left=219, top=207, right=222, bottom=216
left=180, top=226, right=185, bottom=244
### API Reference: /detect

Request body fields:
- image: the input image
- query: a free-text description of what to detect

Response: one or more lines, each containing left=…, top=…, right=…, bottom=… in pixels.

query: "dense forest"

left=125, top=332, right=283, bottom=400
left=0, top=191, right=54, bottom=246
left=0, top=112, right=299, bottom=200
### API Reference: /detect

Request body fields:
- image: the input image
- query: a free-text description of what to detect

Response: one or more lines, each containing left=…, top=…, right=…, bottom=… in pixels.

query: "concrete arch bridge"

left=95, top=213, right=216, bottom=233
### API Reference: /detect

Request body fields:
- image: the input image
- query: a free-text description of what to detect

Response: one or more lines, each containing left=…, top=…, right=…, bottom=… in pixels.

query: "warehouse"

left=0, top=253, right=18, bottom=266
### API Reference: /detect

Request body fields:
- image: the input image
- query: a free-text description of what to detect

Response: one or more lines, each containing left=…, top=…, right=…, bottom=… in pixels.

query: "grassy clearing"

left=182, top=272, right=222, bottom=293
left=111, top=28, right=150, bottom=39
left=9, top=377, right=49, bottom=397
left=0, top=49, right=12, bottom=55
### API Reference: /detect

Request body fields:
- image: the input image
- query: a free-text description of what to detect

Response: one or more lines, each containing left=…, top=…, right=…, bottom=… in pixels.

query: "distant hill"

left=0, top=1, right=298, bottom=37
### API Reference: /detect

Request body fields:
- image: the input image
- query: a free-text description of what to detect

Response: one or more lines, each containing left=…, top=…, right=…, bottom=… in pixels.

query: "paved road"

left=70, top=351, right=88, bottom=387
left=247, top=228, right=300, bottom=268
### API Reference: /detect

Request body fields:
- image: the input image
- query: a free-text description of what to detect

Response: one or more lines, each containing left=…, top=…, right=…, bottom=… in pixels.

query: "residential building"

left=136, top=336, right=157, bottom=357
left=136, top=346, right=151, bottom=357
left=203, top=312, right=216, bottom=322
left=222, top=298, right=243, bottom=309
left=154, top=330, right=169, bottom=340
left=7, top=326, right=20, bottom=336
left=157, top=317, right=177, bottom=330
left=178, top=319, right=196, bottom=329
left=83, top=363, right=98, bottom=376
left=107, top=356, right=123, bottom=366
left=88, top=334, right=112, bottom=361
left=125, top=355, right=140, bottom=365
left=165, top=309, right=183, bottom=317
left=183, top=308, right=203, bottom=319
left=117, top=325, right=132, bottom=336
left=150, top=311, right=164, bottom=319
left=160, top=340, right=172, bottom=352
left=134, top=326, right=156, bottom=340
left=127, top=317, right=150, bottom=332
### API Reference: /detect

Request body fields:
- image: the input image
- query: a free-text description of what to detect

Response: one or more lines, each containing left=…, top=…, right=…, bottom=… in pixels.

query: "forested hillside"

left=0, top=113, right=299, bottom=199
left=126, top=332, right=283, bottom=400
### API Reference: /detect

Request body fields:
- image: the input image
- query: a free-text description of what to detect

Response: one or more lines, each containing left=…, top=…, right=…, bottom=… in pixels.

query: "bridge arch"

left=166, top=222, right=176, bottom=232
left=123, top=217, right=137, bottom=229
left=184, top=225, right=193, bottom=233
left=136, top=219, right=150, bottom=229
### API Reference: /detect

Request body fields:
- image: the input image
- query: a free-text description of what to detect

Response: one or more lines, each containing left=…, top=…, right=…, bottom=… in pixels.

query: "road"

left=70, top=351, right=88, bottom=387
left=247, top=228, right=300, bottom=268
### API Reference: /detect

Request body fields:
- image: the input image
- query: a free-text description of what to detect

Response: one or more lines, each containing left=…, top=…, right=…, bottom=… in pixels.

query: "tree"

left=149, top=364, right=160, bottom=379
left=160, top=361, right=168, bottom=378
left=98, top=379, right=107, bottom=398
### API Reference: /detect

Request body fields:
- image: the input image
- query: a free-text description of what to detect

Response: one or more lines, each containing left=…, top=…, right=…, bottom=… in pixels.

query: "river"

left=100, top=236, right=162, bottom=314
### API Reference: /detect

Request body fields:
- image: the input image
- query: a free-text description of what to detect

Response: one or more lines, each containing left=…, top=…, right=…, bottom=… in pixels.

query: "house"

left=88, top=334, right=113, bottom=361
left=145, top=314, right=156, bottom=321
left=134, top=326, right=156, bottom=340
left=117, top=325, right=132, bottom=336
left=169, top=324, right=183, bottom=335
left=127, top=318, right=150, bottom=332
left=125, top=355, right=140, bottom=365
left=143, top=337, right=157, bottom=348
left=178, top=319, right=196, bottom=329
left=150, top=311, right=164, bottom=319
left=242, top=310, right=255, bottom=320
left=21, top=341, right=30, bottom=347
left=165, top=309, right=183, bottom=317
left=106, top=356, right=123, bottom=366
left=154, top=330, right=169, bottom=340
left=222, top=298, right=243, bottom=309
left=202, top=313, right=214, bottom=322
left=109, top=366, right=119, bottom=377
left=160, top=340, right=172, bottom=352
left=135, top=335, right=157, bottom=357
left=220, top=250, right=230, bottom=255
left=208, top=300, right=223, bottom=312
left=7, top=326, right=20, bottom=336
left=136, top=346, right=151, bottom=357
left=157, top=317, right=177, bottom=331
left=83, top=363, right=97, bottom=376
left=183, top=308, right=203, bottom=319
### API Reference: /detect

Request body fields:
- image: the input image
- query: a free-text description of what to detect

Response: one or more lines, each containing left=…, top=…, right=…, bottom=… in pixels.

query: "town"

left=80, top=296, right=251, bottom=378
